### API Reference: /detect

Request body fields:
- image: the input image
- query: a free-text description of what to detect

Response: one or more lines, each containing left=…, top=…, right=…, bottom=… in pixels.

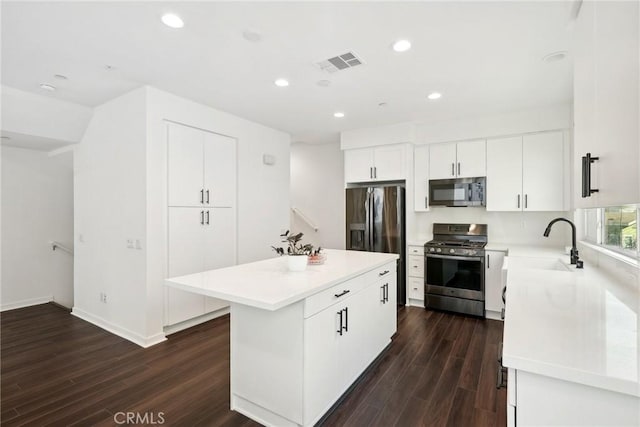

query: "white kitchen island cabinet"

left=166, top=249, right=398, bottom=427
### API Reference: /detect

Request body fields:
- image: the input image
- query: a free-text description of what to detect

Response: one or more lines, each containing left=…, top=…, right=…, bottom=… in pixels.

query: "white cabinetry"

left=487, top=132, right=565, bottom=212
left=429, top=140, right=486, bottom=180
left=407, top=245, right=425, bottom=305
left=484, top=250, right=505, bottom=319
left=413, top=145, right=430, bottom=212
left=573, top=0, right=640, bottom=207
left=507, top=369, right=639, bottom=426
left=166, top=122, right=237, bottom=327
left=344, top=144, right=407, bottom=183
left=231, top=261, right=397, bottom=427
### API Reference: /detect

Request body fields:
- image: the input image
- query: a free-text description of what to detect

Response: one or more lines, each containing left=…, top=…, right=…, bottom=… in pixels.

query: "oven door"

left=425, top=253, right=485, bottom=301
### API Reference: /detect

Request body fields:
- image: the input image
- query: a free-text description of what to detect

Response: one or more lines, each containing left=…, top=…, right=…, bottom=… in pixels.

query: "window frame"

left=583, top=205, right=639, bottom=260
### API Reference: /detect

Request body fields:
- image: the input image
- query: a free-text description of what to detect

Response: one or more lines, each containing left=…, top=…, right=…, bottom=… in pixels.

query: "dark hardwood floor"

left=1, top=303, right=505, bottom=427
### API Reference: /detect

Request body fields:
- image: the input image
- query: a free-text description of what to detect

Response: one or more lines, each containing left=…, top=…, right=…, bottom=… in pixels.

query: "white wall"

left=73, top=87, right=149, bottom=343
left=145, top=87, right=290, bottom=340
left=290, top=141, right=345, bottom=250
left=1, top=146, right=74, bottom=310
left=1, top=85, right=92, bottom=143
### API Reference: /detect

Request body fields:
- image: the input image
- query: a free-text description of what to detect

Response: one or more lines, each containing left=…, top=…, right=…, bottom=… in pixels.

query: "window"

left=583, top=205, right=639, bottom=258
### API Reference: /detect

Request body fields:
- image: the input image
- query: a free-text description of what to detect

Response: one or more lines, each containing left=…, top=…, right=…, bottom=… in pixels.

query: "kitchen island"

left=166, top=249, right=399, bottom=427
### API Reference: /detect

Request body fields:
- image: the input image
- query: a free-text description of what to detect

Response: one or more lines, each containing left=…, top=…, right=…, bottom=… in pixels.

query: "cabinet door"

left=486, top=137, right=523, bottom=212
left=592, top=0, right=640, bottom=206
left=373, top=145, right=406, bottom=180
left=573, top=0, right=598, bottom=209
left=168, top=123, right=204, bottom=207
left=413, top=145, right=430, bottom=211
left=203, top=207, right=236, bottom=313
left=429, top=142, right=457, bottom=179
left=485, top=250, right=505, bottom=314
left=304, top=305, right=344, bottom=424
left=522, top=132, right=564, bottom=211
left=456, top=140, right=486, bottom=178
left=203, top=132, right=236, bottom=208
left=167, top=207, right=206, bottom=325
left=344, top=148, right=374, bottom=183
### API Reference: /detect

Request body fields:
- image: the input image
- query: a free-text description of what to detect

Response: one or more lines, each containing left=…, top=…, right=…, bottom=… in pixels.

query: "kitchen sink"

left=503, top=256, right=574, bottom=272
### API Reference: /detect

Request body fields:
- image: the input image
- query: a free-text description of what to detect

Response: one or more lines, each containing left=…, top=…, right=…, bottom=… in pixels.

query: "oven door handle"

left=425, top=254, right=484, bottom=262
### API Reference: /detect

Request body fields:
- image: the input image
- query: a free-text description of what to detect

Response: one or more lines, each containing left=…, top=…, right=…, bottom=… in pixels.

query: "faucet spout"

left=543, top=217, right=581, bottom=267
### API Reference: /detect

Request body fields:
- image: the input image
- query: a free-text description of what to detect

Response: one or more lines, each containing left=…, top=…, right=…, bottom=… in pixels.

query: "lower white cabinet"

left=166, top=206, right=235, bottom=326
left=407, top=246, right=425, bottom=304
left=231, top=261, right=397, bottom=427
left=485, top=250, right=506, bottom=319
left=507, top=369, right=639, bottom=426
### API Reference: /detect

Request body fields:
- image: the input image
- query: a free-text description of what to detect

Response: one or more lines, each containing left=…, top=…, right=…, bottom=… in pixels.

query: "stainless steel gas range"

left=424, top=223, right=488, bottom=317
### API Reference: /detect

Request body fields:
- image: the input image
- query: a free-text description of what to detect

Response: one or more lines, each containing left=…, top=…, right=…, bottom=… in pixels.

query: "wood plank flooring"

left=1, top=303, right=505, bottom=426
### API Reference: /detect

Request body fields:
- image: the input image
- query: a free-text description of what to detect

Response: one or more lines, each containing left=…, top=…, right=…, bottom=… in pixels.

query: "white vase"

left=288, top=255, right=308, bottom=272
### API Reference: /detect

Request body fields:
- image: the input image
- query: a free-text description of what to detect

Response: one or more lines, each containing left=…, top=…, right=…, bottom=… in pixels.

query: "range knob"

left=436, top=248, right=442, bottom=253
left=449, top=249, right=455, bottom=254
left=430, top=247, right=435, bottom=252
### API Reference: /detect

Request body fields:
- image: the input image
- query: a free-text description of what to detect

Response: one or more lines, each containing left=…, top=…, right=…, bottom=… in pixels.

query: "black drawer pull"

left=379, top=270, right=390, bottom=276
left=337, top=310, right=343, bottom=336
left=334, top=290, right=350, bottom=298
left=496, top=364, right=507, bottom=389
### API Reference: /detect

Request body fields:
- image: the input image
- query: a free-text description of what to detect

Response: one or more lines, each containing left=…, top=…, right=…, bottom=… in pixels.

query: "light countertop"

left=165, top=249, right=398, bottom=311
left=502, top=248, right=640, bottom=397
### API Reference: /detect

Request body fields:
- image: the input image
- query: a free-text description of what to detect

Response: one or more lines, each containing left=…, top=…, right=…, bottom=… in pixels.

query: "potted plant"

left=272, top=231, right=320, bottom=271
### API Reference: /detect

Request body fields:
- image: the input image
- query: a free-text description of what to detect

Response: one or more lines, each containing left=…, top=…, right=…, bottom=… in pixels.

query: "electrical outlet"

left=135, top=239, right=142, bottom=250
left=126, top=239, right=134, bottom=249
left=99, top=292, right=108, bottom=303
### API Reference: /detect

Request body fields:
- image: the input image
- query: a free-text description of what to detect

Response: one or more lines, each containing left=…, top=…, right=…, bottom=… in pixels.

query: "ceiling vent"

left=316, top=52, right=364, bottom=73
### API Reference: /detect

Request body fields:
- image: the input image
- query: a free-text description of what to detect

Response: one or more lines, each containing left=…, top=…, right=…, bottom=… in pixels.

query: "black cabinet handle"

left=205, top=210, right=210, bottom=225
left=451, top=163, right=455, bottom=176
left=206, top=189, right=210, bottom=204
left=425, top=196, right=428, bottom=208
left=384, top=283, right=389, bottom=302
left=337, top=310, right=343, bottom=336
left=200, top=210, right=204, bottom=225
left=581, top=152, right=600, bottom=197
left=524, top=194, right=528, bottom=209
left=457, top=162, right=461, bottom=176
left=343, top=307, right=348, bottom=332
left=517, top=194, right=520, bottom=209
left=370, top=167, right=373, bottom=179
left=502, top=286, right=506, bottom=304
left=200, top=189, right=204, bottom=204
left=380, top=285, right=385, bottom=303
left=378, top=270, right=390, bottom=277
left=334, top=290, right=350, bottom=298
left=496, top=364, right=507, bottom=389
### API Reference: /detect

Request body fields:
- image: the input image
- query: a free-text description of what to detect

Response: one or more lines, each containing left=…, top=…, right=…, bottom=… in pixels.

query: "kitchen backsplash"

left=410, top=208, right=572, bottom=246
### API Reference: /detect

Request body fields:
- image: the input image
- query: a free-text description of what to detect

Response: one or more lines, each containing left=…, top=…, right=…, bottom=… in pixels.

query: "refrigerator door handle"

left=364, top=189, right=371, bottom=251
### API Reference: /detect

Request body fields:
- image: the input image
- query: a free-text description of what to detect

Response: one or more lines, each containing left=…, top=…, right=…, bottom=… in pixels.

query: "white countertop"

left=165, top=249, right=398, bottom=311
left=502, top=248, right=640, bottom=397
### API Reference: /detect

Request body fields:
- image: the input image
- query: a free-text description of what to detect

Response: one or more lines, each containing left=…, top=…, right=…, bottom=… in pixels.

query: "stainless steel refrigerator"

left=346, top=185, right=406, bottom=306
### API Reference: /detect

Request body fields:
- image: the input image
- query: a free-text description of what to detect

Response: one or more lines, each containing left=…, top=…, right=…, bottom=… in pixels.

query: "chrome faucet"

left=543, top=218, right=583, bottom=268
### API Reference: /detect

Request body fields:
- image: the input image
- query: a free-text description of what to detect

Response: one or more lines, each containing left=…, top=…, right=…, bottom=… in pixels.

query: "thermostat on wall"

left=263, top=154, right=276, bottom=165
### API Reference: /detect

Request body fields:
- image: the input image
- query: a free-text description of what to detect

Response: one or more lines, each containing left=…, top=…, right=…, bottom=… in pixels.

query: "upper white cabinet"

left=344, top=144, right=407, bottom=183
left=487, top=132, right=565, bottom=212
left=429, top=140, right=486, bottom=180
left=168, top=123, right=236, bottom=208
left=573, top=0, right=640, bottom=207
left=413, top=145, right=429, bottom=212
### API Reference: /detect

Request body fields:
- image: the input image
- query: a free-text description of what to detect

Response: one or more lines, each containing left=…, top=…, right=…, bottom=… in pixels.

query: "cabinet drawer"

left=407, top=255, right=424, bottom=277
left=304, top=275, right=366, bottom=318
left=408, top=277, right=424, bottom=300
left=408, top=245, right=424, bottom=256
left=360, top=261, right=396, bottom=287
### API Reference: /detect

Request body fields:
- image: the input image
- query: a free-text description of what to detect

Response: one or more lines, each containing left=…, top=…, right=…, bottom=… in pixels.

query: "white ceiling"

left=1, top=1, right=574, bottom=144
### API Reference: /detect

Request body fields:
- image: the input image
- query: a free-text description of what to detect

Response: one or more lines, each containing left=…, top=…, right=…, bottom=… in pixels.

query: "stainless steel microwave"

left=428, top=177, right=485, bottom=207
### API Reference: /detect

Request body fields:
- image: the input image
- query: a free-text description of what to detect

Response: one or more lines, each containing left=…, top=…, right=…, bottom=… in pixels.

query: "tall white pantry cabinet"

left=166, top=122, right=237, bottom=326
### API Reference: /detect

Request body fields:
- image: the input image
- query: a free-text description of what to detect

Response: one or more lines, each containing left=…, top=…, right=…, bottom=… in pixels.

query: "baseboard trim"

left=485, top=310, right=504, bottom=321
left=163, top=306, right=231, bottom=335
left=1, top=296, right=53, bottom=312
left=71, top=307, right=167, bottom=348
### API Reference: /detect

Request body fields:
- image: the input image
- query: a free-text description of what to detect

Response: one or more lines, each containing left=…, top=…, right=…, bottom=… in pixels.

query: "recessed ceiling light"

left=53, top=74, right=68, bottom=80
left=242, top=29, right=262, bottom=42
left=39, top=83, right=56, bottom=91
left=161, top=13, right=184, bottom=29
left=378, top=102, right=388, bottom=108
left=334, top=112, right=345, bottom=118
left=543, top=51, right=568, bottom=63
left=274, top=78, right=289, bottom=87
left=0, top=136, right=10, bottom=140
left=104, top=65, right=116, bottom=71
left=427, top=92, right=442, bottom=100
left=392, top=39, right=412, bottom=52
left=317, top=80, right=331, bottom=87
